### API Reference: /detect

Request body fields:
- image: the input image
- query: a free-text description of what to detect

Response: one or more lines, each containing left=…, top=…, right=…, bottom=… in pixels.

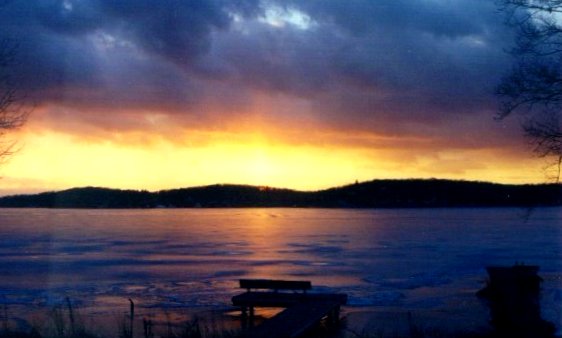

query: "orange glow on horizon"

left=0, top=126, right=550, bottom=196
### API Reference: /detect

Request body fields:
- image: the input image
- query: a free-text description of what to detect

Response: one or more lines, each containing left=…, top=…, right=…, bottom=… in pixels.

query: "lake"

left=0, top=207, right=560, bottom=333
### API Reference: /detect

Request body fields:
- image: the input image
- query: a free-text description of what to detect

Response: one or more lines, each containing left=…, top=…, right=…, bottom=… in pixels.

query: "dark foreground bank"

left=1, top=265, right=558, bottom=338
left=0, top=306, right=553, bottom=338
left=0, top=305, right=513, bottom=338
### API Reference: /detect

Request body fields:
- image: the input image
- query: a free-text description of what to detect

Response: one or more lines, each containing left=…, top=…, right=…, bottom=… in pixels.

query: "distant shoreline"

left=0, top=178, right=559, bottom=209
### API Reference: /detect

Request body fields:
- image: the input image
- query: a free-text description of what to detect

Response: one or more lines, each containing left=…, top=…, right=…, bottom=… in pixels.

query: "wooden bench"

left=232, top=279, right=347, bottom=338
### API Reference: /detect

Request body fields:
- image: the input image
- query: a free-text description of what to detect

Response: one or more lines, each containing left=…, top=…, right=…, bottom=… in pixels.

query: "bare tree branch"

left=497, top=0, right=562, bottom=181
left=0, top=38, right=29, bottom=164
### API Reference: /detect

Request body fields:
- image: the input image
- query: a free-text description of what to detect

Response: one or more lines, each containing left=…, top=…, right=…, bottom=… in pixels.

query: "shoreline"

left=5, top=299, right=562, bottom=337
left=3, top=303, right=497, bottom=338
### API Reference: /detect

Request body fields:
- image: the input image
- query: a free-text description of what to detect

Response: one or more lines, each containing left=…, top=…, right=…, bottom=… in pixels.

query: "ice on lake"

left=0, top=207, right=560, bottom=332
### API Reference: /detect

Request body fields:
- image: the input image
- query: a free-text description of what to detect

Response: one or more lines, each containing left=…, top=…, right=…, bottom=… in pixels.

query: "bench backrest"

left=239, top=279, right=312, bottom=292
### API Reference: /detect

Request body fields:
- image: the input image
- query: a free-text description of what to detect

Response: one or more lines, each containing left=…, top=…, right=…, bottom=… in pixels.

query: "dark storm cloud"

left=0, top=0, right=518, bottom=144
left=0, top=0, right=259, bottom=106
left=286, top=0, right=511, bottom=100
left=208, top=0, right=515, bottom=138
left=97, top=1, right=229, bottom=66
left=289, top=0, right=490, bottom=38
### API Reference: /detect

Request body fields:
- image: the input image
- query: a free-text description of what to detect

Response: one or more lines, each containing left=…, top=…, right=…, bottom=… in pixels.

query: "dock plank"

left=232, top=291, right=347, bottom=308
left=242, top=301, right=340, bottom=338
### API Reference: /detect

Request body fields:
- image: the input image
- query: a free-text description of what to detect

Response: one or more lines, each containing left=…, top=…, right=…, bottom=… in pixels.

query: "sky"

left=0, top=0, right=551, bottom=195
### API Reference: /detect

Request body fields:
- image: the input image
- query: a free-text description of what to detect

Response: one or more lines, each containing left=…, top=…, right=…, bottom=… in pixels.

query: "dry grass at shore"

left=0, top=300, right=548, bottom=338
left=1, top=299, right=238, bottom=338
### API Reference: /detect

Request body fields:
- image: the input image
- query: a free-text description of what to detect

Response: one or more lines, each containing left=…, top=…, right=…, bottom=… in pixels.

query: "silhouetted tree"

left=0, top=38, right=28, bottom=163
left=497, top=0, right=562, bottom=180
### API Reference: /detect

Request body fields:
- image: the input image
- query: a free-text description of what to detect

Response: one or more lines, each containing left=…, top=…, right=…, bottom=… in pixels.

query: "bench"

left=232, top=279, right=347, bottom=338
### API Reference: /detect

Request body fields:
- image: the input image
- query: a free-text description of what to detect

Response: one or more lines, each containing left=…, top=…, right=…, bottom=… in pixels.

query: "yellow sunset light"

left=0, top=130, right=373, bottom=193
left=0, top=126, right=549, bottom=196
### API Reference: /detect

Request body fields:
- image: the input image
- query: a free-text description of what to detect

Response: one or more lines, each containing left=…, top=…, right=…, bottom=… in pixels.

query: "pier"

left=232, top=279, right=347, bottom=338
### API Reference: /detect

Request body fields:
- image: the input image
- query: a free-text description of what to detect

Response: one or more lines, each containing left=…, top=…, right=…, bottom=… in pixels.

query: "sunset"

left=0, top=1, right=560, bottom=338
left=1, top=121, right=548, bottom=194
left=0, top=0, right=555, bottom=195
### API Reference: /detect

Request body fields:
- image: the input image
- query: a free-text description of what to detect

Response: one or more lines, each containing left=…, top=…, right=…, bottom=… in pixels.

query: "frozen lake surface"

left=0, top=207, right=560, bottom=330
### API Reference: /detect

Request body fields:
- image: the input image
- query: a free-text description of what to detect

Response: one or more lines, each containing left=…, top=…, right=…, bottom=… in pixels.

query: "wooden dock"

left=232, top=279, right=347, bottom=338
